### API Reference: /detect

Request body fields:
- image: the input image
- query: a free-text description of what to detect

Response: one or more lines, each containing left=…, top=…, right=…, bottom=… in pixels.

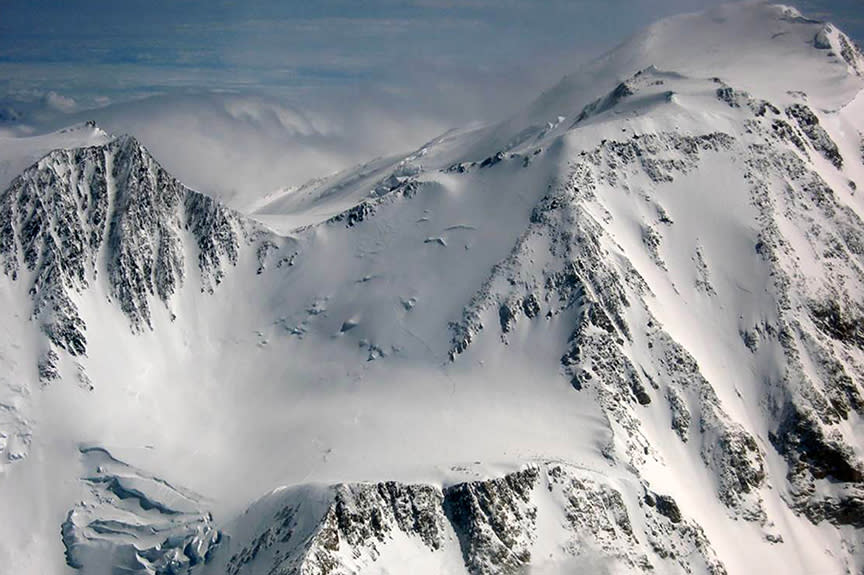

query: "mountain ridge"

left=2, top=3, right=864, bottom=574
left=0, top=134, right=276, bottom=382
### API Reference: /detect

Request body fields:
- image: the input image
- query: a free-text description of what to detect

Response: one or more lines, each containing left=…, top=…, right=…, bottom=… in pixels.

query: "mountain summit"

left=1, top=3, right=864, bottom=574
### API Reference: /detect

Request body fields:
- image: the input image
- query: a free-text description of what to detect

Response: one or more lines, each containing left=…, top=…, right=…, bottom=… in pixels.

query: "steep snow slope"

left=2, top=3, right=864, bottom=574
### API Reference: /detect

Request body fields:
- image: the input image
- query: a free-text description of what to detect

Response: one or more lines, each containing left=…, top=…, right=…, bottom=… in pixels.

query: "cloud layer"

left=1, top=0, right=861, bottom=206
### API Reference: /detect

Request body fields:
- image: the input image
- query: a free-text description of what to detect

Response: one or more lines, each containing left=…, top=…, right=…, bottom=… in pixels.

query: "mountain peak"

left=476, top=2, right=863, bottom=160
left=0, top=136, right=253, bottom=382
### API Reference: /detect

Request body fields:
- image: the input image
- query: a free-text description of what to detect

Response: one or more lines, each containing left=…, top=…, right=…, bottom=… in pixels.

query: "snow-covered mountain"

left=2, top=3, right=864, bottom=574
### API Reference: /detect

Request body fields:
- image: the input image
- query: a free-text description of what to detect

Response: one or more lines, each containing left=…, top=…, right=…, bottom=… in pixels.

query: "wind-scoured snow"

left=1, top=3, right=864, bottom=574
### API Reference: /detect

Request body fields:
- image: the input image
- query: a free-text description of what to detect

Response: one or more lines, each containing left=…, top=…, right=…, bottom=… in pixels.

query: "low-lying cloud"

left=1, top=0, right=861, bottom=209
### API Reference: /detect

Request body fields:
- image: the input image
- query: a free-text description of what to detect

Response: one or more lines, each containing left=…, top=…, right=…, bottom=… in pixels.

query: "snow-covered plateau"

left=2, top=3, right=864, bottom=574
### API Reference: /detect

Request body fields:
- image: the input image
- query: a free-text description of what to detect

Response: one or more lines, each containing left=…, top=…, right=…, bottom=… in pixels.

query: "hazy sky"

left=2, top=0, right=861, bottom=120
left=1, top=0, right=862, bottom=205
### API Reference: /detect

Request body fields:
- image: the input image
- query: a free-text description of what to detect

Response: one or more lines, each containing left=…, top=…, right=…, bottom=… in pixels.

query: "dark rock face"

left=328, top=201, right=375, bottom=228
left=838, top=33, right=864, bottom=74
left=444, top=469, right=538, bottom=575
left=810, top=300, right=864, bottom=349
left=480, top=152, right=506, bottom=168
left=521, top=293, right=540, bottom=319
left=785, top=104, right=844, bottom=168
left=652, top=494, right=682, bottom=524
left=774, top=407, right=863, bottom=483
left=805, top=494, right=864, bottom=528
left=814, top=26, right=833, bottom=50
left=0, top=136, right=252, bottom=379
left=498, top=302, right=516, bottom=334
left=332, top=482, right=446, bottom=552
left=561, top=300, right=652, bottom=406
left=771, top=404, right=864, bottom=529
left=771, top=118, right=808, bottom=153
left=575, top=79, right=635, bottom=124
left=715, top=86, right=739, bottom=107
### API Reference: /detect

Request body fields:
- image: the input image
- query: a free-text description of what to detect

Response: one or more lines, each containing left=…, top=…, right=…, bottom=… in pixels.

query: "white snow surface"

left=0, top=121, right=110, bottom=191
left=1, top=3, right=864, bottom=574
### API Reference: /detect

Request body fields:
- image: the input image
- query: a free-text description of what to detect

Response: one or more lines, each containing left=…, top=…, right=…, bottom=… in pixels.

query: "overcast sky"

left=1, top=0, right=862, bottom=204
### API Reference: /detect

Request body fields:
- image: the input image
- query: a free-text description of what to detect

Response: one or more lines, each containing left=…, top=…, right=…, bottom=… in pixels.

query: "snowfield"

left=1, top=3, right=864, bottom=574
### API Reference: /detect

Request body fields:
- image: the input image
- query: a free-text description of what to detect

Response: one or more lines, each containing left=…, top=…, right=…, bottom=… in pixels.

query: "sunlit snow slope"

left=2, top=3, right=864, bottom=574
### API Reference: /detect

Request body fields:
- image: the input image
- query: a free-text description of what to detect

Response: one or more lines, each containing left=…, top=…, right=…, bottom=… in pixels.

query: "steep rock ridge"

left=202, top=464, right=724, bottom=575
left=0, top=135, right=256, bottom=382
left=62, top=447, right=221, bottom=574
left=448, top=130, right=768, bottom=520
left=448, top=68, right=863, bottom=529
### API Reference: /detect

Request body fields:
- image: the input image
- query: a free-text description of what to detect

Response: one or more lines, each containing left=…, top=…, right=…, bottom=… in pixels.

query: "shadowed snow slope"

left=2, top=3, right=864, bottom=574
